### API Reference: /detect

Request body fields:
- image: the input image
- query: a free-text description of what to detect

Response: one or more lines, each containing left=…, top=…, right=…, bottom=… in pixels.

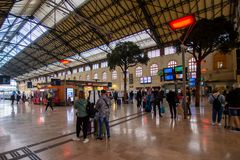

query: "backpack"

left=212, top=95, right=221, bottom=111
left=86, top=102, right=97, bottom=118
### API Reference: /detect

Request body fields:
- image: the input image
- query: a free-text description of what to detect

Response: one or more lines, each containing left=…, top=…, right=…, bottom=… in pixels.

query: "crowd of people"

left=73, top=89, right=111, bottom=143
left=10, top=91, right=28, bottom=105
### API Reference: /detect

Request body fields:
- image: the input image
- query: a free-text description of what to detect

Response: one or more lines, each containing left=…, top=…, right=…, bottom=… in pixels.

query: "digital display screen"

left=67, top=88, right=74, bottom=101
left=51, top=79, right=61, bottom=86
left=27, top=82, right=33, bottom=88
left=0, top=75, right=10, bottom=84
left=163, top=68, right=173, bottom=74
left=164, top=75, right=174, bottom=81
left=175, top=74, right=183, bottom=79
left=174, top=66, right=183, bottom=73
left=140, top=77, right=152, bottom=84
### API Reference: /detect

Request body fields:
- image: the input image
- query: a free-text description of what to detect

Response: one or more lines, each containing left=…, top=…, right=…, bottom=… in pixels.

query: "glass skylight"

left=0, top=15, right=48, bottom=67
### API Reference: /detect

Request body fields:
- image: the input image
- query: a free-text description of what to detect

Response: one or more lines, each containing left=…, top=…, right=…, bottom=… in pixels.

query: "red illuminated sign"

left=169, top=15, right=196, bottom=30
left=59, top=59, right=71, bottom=65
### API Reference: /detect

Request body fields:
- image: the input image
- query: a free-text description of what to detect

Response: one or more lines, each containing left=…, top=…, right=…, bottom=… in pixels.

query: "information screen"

left=140, top=77, right=152, bottom=84
left=164, top=75, right=174, bottom=81
left=0, top=75, right=10, bottom=84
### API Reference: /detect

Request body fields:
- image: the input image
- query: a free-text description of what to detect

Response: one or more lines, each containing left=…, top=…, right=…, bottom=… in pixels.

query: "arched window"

left=136, top=66, right=142, bottom=77
left=150, top=64, right=158, bottom=76
left=188, top=57, right=196, bottom=72
left=168, top=60, right=177, bottom=68
left=112, top=70, right=117, bottom=80
left=73, top=77, right=76, bottom=80
left=102, top=72, right=107, bottom=81
left=79, top=76, right=82, bottom=80
left=93, top=73, right=98, bottom=79
left=86, top=74, right=90, bottom=81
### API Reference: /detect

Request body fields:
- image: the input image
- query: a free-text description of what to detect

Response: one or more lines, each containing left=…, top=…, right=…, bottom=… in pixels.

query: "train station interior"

left=0, top=0, right=240, bottom=160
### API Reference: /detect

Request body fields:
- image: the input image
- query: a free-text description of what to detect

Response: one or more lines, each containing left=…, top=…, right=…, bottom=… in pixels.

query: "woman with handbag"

left=73, top=91, right=89, bottom=143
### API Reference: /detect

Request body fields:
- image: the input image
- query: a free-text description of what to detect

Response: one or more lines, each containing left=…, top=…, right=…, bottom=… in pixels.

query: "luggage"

left=160, top=106, right=165, bottom=113
left=229, top=107, right=240, bottom=131
left=87, top=120, right=92, bottom=134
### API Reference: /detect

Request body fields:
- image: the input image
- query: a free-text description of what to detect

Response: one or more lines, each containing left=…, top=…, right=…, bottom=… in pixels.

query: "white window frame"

left=101, top=61, right=108, bottom=68
left=188, top=57, right=196, bottom=72
left=150, top=64, right=158, bottom=76
left=102, top=72, right=107, bottom=81
left=135, top=66, right=143, bottom=77
left=168, top=60, right=177, bottom=68
left=112, top=70, right=117, bottom=80
left=148, top=49, right=160, bottom=58
left=164, top=46, right=176, bottom=55
left=93, top=63, right=99, bottom=70
left=93, top=73, right=98, bottom=79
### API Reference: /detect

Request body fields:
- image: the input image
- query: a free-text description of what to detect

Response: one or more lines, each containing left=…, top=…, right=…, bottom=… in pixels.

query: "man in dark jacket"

left=152, top=88, right=162, bottom=117
left=136, top=90, right=142, bottom=107
left=166, top=90, right=177, bottom=119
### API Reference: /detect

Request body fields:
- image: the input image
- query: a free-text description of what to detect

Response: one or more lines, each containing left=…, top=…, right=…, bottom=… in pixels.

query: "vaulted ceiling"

left=0, top=0, right=237, bottom=81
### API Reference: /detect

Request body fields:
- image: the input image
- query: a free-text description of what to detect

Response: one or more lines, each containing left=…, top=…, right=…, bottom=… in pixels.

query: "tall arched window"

left=112, top=70, right=117, bottom=80
left=168, top=60, right=177, bottom=68
left=150, top=64, right=158, bottom=76
left=79, top=75, right=82, bottom=80
left=188, top=57, right=196, bottom=72
left=102, top=72, right=107, bottom=81
left=135, top=66, right=142, bottom=77
left=86, top=74, right=90, bottom=81
left=93, top=73, right=98, bottom=79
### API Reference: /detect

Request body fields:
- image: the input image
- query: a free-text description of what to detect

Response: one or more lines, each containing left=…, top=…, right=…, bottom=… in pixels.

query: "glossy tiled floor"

left=0, top=98, right=239, bottom=160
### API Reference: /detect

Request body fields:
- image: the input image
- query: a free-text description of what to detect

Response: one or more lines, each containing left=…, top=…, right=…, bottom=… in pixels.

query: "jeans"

left=98, top=116, right=110, bottom=138
left=212, top=107, right=223, bottom=123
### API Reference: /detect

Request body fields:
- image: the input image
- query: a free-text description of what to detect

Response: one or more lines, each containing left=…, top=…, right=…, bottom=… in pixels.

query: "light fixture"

left=169, top=15, right=196, bottom=30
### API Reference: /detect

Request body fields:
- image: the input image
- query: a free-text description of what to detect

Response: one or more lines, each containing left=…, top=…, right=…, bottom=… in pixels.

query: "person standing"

left=73, top=91, right=89, bottom=143
left=208, top=88, right=225, bottom=126
left=95, top=90, right=111, bottom=140
left=136, top=90, right=142, bottom=108
left=152, top=88, right=162, bottom=117
left=45, top=91, right=54, bottom=111
left=22, top=91, right=26, bottom=103
left=113, top=91, right=118, bottom=104
left=129, top=91, right=134, bottom=103
left=186, top=87, right=192, bottom=115
left=11, top=92, right=15, bottom=105
left=16, top=91, right=21, bottom=104
left=166, top=90, right=177, bottom=119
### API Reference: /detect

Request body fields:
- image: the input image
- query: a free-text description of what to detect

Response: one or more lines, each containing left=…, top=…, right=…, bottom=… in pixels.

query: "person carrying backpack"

left=208, top=88, right=225, bottom=126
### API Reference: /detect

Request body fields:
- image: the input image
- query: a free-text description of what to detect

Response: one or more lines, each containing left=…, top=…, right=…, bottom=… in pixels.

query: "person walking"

left=186, top=87, right=192, bottom=115
left=45, top=91, right=54, bottom=111
left=208, top=88, right=225, bottom=126
left=166, top=90, right=177, bottom=119
left=16, top=91, right=21, bottom=104
left=152, top=88, right=162, bottom=117
left=22, top=91, right=26, bottom=103
left=11, top=92, right=15, bottom=105
left=95, top=90, right=111, bottom=140
left=136, top=90, right=142, bottom=108
left=113, top=91, right=118, bottom=104
left=73, top=91, right=89, bottom=143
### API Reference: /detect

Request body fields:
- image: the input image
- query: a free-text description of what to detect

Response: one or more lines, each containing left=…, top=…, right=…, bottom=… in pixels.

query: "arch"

left=150, top=64, right=158, bottom=76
